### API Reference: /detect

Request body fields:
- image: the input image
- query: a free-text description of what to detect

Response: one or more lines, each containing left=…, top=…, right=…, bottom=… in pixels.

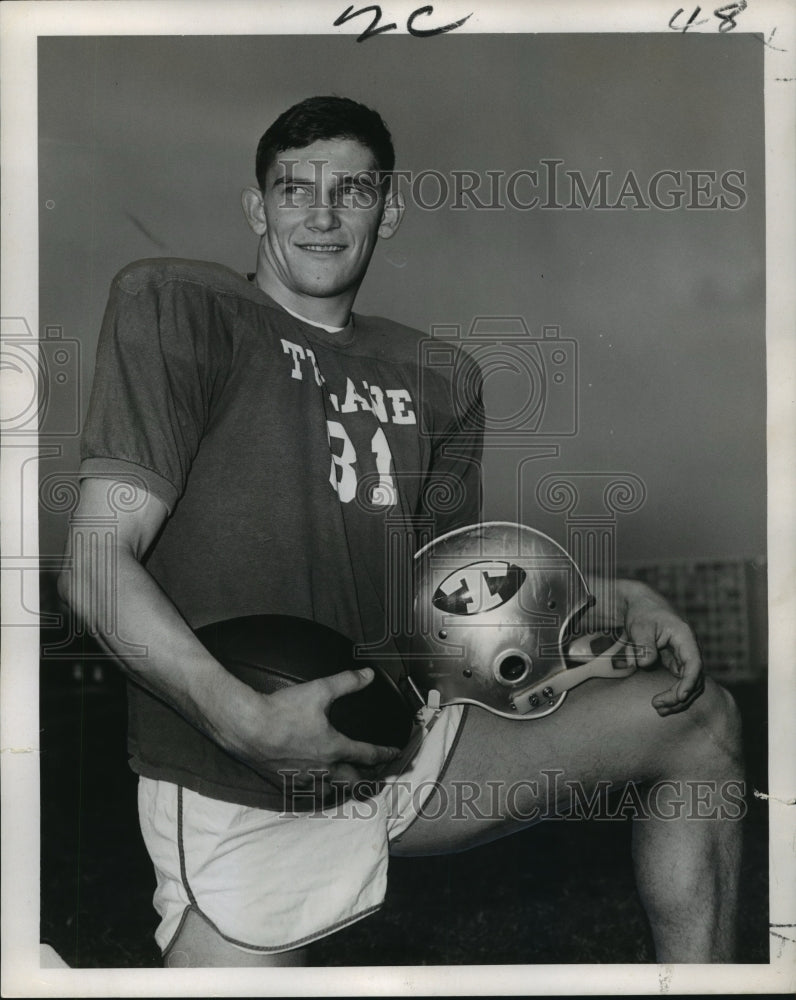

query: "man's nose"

left=305, top=202, right=340, bottom=231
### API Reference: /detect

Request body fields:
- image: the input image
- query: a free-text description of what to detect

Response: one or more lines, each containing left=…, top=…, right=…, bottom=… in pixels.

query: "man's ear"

left=241, top=187, right=268, bottom=236
left=378, top=190, right=404, bottom=240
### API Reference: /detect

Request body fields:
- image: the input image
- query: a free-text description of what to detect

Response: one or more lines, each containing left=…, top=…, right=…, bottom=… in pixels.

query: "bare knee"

left=669, top=677, right=744, bottom=776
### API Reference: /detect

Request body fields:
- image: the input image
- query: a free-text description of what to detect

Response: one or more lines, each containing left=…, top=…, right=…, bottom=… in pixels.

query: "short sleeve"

left=79, top=264, right=216, bottom=512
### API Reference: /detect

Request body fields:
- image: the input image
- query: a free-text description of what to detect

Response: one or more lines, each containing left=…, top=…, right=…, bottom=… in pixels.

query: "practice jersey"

left=79, top=258, right=484, bottom=808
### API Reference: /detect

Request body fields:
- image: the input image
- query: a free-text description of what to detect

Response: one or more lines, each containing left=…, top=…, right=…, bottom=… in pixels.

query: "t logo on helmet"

left=432, top=561, right=527, bottom=616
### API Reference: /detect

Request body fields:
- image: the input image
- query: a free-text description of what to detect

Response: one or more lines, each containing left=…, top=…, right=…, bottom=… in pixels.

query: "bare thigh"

left=165, top=907, right=308, bottom=968
left=392, top=667, right=741, bottom=855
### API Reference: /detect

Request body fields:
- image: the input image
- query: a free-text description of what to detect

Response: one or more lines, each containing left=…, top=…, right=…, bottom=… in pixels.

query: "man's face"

left=252, top=138, right=398, bottom=307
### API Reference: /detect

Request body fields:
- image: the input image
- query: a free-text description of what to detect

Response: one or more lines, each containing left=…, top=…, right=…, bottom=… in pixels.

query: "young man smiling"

left=241, top=133, right=401, bottom=324
left=61, top=96, right=743, bottom=967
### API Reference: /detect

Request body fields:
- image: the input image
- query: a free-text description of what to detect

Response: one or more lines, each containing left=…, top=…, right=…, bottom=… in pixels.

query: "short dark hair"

left=255, top=96, right=395, bottom=190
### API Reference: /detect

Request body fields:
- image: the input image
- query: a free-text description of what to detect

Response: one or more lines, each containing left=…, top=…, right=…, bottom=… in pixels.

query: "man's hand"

left=232, top=667, right=401, bottom=804
left=618, top=581, right=705, bottom=716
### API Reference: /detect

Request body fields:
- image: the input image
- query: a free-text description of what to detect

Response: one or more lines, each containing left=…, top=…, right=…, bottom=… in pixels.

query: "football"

left=195, top=614, right=414, bottom=750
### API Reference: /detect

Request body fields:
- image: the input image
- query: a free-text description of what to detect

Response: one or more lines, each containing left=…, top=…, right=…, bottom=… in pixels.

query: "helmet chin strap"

left=509, top=633, right=636, bottom=716
left=405, top=633, right=637, bottom=722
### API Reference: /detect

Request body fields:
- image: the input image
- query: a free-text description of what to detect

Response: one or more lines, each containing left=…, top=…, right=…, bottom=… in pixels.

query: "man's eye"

left=336, top=183, right=374, bottom=208
left=283, top=184, right=313, bottom=203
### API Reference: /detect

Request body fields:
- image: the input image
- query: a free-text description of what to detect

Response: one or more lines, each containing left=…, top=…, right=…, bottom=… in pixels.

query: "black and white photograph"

left=1, top=1, right=794, bottom=996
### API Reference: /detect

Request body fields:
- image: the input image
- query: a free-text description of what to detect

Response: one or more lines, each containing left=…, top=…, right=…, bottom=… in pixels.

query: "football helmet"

left=401, top=521, right=635, bottom=719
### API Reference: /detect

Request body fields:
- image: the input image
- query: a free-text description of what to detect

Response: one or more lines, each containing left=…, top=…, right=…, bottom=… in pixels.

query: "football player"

left=60, top=96, right=743, bottom=967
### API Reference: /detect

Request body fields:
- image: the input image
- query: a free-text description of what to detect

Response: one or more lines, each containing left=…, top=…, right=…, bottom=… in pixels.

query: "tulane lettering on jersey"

left=280, top=337, right=416, bottom=508
left=280, top=339, right=416, bottom=425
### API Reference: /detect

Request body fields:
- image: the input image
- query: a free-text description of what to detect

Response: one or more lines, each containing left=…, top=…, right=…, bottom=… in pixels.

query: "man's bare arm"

left=57, top=478, right=398, bottom=798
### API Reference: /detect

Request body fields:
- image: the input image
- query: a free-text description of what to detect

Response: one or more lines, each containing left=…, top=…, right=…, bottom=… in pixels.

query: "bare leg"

left=164, top=907, right=308, bottom=967
left=392, top=669, right=743, bottom=963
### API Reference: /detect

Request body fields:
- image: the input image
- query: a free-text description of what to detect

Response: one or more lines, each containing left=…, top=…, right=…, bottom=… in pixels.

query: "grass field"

left=40, top=659, right=769, bottom=968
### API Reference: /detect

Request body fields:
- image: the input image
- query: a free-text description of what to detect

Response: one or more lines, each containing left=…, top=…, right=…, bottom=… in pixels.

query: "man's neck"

left=253, top=263, right=355, bottom=329
left=278, top=301, right=345, bottom=333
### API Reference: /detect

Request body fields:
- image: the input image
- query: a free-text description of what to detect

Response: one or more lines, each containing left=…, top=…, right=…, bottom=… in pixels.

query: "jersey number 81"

left=327, top=420, right=396, bottom=507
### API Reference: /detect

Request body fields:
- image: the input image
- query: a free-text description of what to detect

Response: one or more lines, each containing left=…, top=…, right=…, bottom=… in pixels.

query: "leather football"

left=195, top=614, right=414, bottom=750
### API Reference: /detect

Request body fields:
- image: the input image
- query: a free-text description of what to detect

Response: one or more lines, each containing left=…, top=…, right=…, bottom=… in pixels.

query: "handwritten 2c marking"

left=334, top=4, right=472, bottom=43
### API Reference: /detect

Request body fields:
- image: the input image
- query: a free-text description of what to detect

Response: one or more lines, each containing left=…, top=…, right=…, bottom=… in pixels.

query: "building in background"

left=617, top=557, right=768, bottom=684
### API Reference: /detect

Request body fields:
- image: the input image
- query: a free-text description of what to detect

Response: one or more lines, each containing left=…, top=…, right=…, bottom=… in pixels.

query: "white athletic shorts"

left=138, top=704, right=466, bottom=955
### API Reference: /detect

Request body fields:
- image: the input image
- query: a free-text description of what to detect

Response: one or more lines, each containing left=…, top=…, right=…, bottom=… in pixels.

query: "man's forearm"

left=57, top=543, right=262, bottom=761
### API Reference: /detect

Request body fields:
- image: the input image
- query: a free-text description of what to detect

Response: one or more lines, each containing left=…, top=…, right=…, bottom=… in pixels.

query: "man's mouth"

left=298, top=244, right=346, bottom=253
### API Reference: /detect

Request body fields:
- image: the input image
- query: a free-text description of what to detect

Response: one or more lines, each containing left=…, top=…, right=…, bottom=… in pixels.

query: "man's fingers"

left=682, top=674, right=705, bottom=704
left=666, top=630, right=702, bottom=701
left=321, top=669, right=403, bottom=762
left=651, top=683, right=681, bottom=712
left=652, top=672, right=705, bottom=716
left=625, top=624, right=657, bottom=668
left=323, top=666, right=376, bottom=701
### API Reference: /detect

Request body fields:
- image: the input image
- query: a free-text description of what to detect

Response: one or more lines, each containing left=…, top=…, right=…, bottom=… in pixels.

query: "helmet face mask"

left=403, top=522, right=631, bottom=719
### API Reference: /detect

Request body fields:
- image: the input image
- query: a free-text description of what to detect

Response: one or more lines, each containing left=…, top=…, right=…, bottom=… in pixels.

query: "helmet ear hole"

left=494, top=651, right=532, bottom=685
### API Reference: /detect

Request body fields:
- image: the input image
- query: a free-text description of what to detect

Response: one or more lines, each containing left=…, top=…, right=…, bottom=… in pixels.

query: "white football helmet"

left=402, top=522, right=635, bottom=719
